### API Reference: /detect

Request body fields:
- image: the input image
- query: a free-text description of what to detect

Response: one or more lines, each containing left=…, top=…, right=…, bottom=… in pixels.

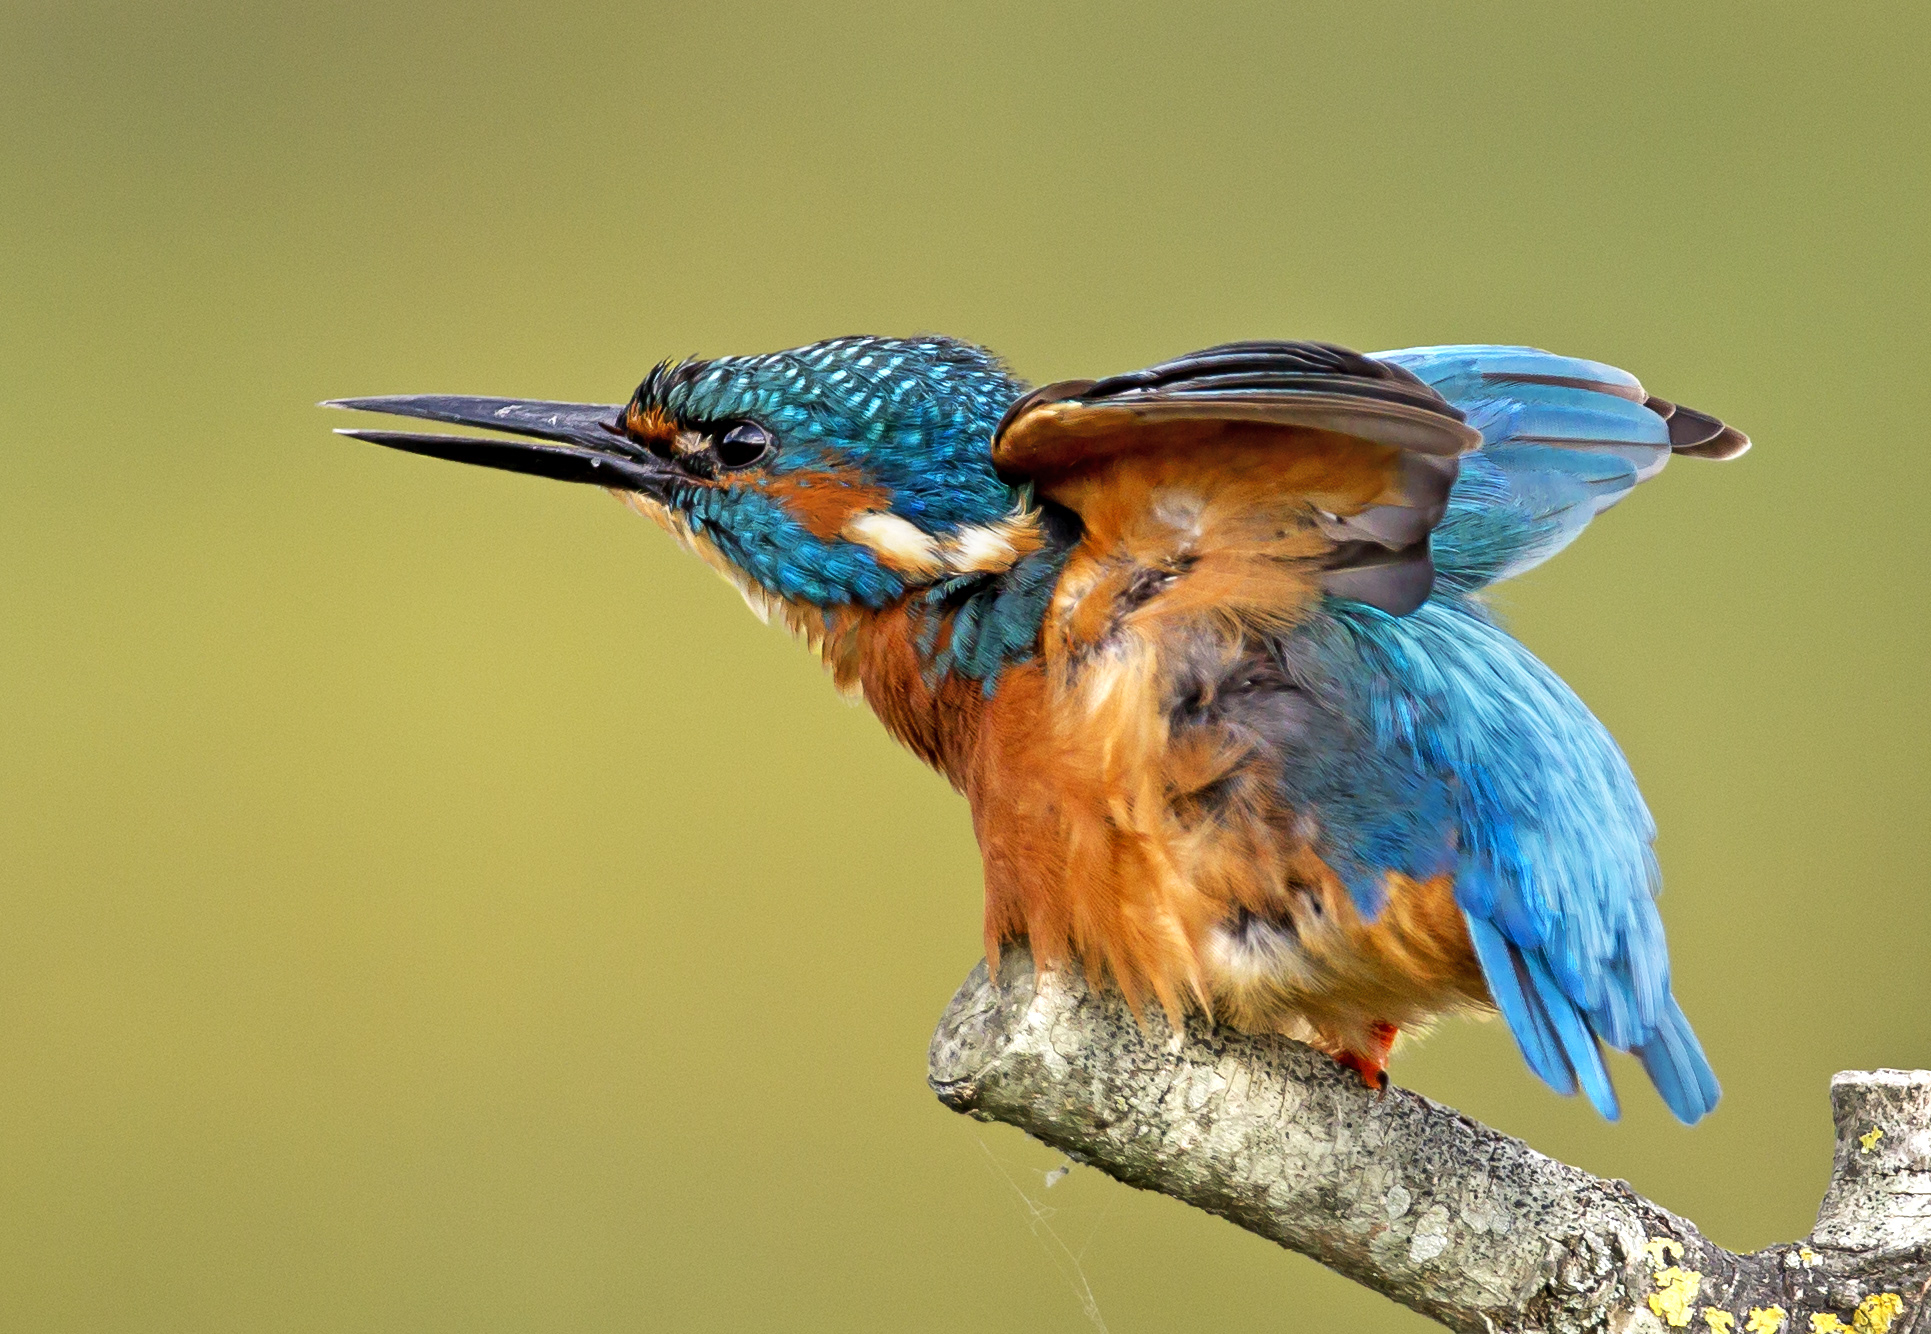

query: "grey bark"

left=929, top=947, right=1931, bottom=1334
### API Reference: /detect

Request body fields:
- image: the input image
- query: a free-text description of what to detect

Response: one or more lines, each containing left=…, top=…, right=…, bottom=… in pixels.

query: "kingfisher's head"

left=330, top=335, right=1044, bottom=610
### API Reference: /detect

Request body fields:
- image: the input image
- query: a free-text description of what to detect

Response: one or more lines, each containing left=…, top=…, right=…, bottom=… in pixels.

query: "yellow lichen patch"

left=1859, top=1127, right=1885, bottom=1153
left=1747, top=1307, right=1788, bottom=1333
left=1853, top=1293, right=1903, bottom=1334
left=1651, top=1267, right=1704, bottom=1327
left=1798, top=1248, right=1819, bottom=1268
left=1812, top=1316, right=1852, bottom=1334
left=1646, top=1238, right=1687, bottom=1266
left=1705, top=1310, right=1737, bottom=1334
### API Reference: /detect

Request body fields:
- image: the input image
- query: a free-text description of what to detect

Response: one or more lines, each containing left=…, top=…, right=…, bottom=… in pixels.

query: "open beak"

left=324, top=394, right=677, bottom=494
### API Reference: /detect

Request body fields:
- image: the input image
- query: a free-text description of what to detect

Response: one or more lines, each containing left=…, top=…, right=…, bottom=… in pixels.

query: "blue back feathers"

left=1294, top=594, right=1717, bottom=1123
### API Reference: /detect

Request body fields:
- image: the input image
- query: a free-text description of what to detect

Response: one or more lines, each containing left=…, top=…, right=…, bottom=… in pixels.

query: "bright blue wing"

left=1291, top=345, right=1735, bottom=1123
left=1371, top=345, right=1748, bottom=591
left=1282, top=592, right=1721, bottom=1124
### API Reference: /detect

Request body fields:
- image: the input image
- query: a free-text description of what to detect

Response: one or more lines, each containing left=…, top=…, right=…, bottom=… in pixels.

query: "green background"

left=4, top=2, right=1926, bottom=1330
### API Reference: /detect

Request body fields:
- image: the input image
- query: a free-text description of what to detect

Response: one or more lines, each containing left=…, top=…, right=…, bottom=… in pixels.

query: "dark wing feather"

left=1644, top=396, right=1752, bottom=459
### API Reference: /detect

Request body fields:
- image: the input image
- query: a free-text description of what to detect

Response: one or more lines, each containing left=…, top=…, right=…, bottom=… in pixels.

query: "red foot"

left=1333, top=1022, right=1400, bottom=1096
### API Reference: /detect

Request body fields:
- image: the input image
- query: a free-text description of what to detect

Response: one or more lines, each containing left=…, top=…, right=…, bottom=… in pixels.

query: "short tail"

left=1468, top=915, right=1719, bottom=1125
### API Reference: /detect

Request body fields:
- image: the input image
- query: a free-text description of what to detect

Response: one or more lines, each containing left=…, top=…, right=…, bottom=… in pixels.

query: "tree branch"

left=929, top=947, right=1931, bottom=1334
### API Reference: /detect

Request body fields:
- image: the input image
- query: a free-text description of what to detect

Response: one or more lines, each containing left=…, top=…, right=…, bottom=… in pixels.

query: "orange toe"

left=1333, top=1022, right=1400, bottom=1095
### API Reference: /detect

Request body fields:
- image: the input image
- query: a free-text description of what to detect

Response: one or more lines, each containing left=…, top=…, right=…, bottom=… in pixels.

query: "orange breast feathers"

left=842, top=434, right=1489, bottom=1052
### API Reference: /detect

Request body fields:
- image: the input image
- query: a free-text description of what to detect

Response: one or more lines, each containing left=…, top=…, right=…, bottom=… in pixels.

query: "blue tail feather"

left=1466, top=917, right=1576, bottom=1097
left=1635, top=996, right=1722, bottom=1125
left=1522, top=951, right=1622, bottom=1121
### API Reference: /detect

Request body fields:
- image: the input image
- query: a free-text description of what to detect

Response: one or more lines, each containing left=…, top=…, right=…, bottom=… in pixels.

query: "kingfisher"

left=329, top=335, right=1746, bottom=1124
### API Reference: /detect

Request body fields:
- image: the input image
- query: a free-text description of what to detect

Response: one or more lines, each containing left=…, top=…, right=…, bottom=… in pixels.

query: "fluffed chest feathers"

left=840, top=472, right=1492, bottom=1055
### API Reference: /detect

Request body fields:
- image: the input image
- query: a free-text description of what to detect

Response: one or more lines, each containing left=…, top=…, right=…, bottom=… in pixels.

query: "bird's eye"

left=715, top=421, right=773, bottom=469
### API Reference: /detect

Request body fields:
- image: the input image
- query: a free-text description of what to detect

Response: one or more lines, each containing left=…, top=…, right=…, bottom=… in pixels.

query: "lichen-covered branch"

left=928, top=948, right=1931, bottom=1334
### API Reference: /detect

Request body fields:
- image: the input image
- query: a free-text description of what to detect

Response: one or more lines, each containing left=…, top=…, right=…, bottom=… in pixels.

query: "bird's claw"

left=1333, top=1022, right=1399, bottom=1096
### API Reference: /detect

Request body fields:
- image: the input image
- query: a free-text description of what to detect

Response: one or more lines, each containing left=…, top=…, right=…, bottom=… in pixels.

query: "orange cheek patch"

left=759, top=471, right=897, bottom=541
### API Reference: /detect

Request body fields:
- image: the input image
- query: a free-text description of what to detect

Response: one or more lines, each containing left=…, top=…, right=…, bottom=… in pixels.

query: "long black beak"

left=324, top=394, right=675, bottom=493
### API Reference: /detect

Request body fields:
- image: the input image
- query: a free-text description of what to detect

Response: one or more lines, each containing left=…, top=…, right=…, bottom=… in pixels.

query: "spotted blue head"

left=328, top=336, right=1046, bottom=611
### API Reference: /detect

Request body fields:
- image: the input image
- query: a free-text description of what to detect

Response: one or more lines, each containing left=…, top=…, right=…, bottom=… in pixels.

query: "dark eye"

left=715, top=421, right=773, bottom=469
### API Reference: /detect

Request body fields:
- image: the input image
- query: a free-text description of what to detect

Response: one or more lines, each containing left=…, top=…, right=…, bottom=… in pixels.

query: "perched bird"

left=329, top=335, right=1746, bottom=1123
